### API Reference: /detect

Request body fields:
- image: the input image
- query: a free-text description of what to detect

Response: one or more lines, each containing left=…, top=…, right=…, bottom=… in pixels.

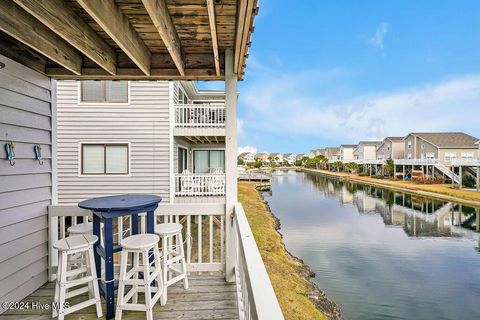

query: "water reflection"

left=267, top=170, right=480, bottom=320
left=303, top=172, right=480, bottom=241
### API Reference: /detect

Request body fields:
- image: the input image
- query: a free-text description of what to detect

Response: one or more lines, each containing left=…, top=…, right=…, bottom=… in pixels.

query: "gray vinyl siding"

left=56, top=80, right=171, bottom=205
left=0, top=54, right=50, bottom=312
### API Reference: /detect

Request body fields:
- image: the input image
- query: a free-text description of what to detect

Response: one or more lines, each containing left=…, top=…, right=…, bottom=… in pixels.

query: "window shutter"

left=106, top=81, right=128, bottom=102
left=82, top=81, right=105, bottom=102
left=83, top=145, right=105, bottom=173
left=106, top=145, right=128, bottom=174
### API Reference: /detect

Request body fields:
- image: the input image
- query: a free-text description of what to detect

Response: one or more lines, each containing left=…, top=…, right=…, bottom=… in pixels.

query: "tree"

left=295, top=159, right=303, bottom=167
left=385, top=158, right=394, bottom=177
left=252, top=160, right=262, bottom=169
left=332, top=161, right=343, bottom=172
left=345, top=162, right=359, bottom=173
left=237, top=158, right=245, bottom=165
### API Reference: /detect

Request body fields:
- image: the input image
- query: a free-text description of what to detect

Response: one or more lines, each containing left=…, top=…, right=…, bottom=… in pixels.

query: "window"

left=177, top=87, right=188, bottom=104
left=81, top=81, right=128, bottom=103
left=461, top=152, right=473, bottom=159
left=407, top=153, right=412, bottom=159
left=421, top=144, right=425, bottom=150
left=426, top=152, right=435, bottom=159
left=407, top=141, right=412, bottom=149
left=81, top=144, right=129, bottom=175
left=178, top=147, right=188, bottom=173
left=387, top=145, right=391, bottom=151
left=444, top=152, right=457, bottom=161
left=193, top=150, right=225, bottom=173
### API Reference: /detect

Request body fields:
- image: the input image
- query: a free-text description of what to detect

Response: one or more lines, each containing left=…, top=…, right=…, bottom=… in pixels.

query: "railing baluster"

left=220, top=215, right=225, bottom=263
left=174, top=104, right=225, bottom=127
left=198, top=215, right=202, bottom=263
left=187, top=215, right=191, bottom=264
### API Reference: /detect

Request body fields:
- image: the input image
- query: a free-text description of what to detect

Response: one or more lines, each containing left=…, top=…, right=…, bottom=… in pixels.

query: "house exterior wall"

left=391, top=141, right=405, bottom=159
left=415, top=138, right=438, bottom=160
left=438, top=148, right=479, bottom=165
left=340, top=147, right=355, bottom=162
left=56, top=80, right=171, bottom=205
left=404, top=135, right=418, bottom=159
left=363, top=145, right=377, bottom=160
left=376, top=142, right=388, bottom=160
left=0, top=55, right=51, bottom=312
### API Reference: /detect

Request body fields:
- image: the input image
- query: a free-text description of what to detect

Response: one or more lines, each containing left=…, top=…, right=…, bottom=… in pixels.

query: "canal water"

left=264, top=170, right=480, bottom=320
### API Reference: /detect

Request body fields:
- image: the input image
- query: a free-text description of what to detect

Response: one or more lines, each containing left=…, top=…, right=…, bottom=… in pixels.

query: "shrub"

left=358, top=172, right=369, bottom=176
left=372, top=174, right=384, bottom=179
left=252, top=160, right=262, bottom=169
left=462, top=175, right=476, bottom=188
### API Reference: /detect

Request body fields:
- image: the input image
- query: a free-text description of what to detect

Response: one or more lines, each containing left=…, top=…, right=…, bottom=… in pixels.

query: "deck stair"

left=435, top=162, right=460, bottom=184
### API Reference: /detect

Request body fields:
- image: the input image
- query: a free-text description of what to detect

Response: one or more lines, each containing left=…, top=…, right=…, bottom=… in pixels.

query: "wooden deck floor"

left=1, top=274, right=239, bottom=320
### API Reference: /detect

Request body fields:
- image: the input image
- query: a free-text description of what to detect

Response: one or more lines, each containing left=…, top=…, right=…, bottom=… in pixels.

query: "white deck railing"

left=175, top=173, right=226, bottom=196
left=48, top=203, right=226, bottom=280
left=451, top=158, right=480, bottom=166
left=232, top=203, right=284, bottom=320
left=175, top=104, right=226, bottom=127
left=395, top=158, right=438, bottom=165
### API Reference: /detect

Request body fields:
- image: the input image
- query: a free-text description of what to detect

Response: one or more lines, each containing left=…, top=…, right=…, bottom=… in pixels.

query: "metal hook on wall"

left=34, top=144, right=43, bottom=165
left=5, top=142, right=15, bottom=166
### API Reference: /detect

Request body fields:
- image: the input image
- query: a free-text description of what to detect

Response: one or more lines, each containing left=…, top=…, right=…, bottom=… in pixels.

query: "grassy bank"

left=302, top=168, right=480, bottom=207
left=238, top=182, right=340, bottom=320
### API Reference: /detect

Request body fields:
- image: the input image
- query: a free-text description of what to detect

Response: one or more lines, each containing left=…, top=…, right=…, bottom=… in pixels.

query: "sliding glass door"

left=193, top=150, right=225, bottom=173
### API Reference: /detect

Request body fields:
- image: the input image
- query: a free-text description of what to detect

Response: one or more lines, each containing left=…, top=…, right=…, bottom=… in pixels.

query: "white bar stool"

left=154, top=223, right=188, bottom=305
left=53, top=234, right=102, bottom=320
left=116, top=233, right=164, bottom=320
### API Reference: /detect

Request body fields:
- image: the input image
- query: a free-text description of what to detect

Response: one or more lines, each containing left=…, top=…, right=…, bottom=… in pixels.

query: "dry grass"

left=238, top=182, right=327, bottom=320
left=304, top=168, right=480, bottom=205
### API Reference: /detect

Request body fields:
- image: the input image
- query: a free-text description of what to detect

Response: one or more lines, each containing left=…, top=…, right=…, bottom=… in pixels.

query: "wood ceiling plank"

left=141, top=0, right=186, bottom=75
left=76, top=0, right=152, bottom=75
left=206, top=0, right=220, bottom=76
left=0, top=1, right=82, bottom=74
left=14, top=0, right=117, bottom=74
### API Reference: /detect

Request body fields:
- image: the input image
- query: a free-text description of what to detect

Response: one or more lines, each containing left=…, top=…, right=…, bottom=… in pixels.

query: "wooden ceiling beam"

left=46, top=67, right=222, bottom=80
left=233, top=0, right=247, bottom=74
left=14, top=0, right=117, bottom=75
left=237, top=0, right=255, bottom=76
left=141, top=0, right=186, bottom=76
left=206, top=0, right=220, bottom=76
left=76, top=0, right=151, bottom=76
left=0, top=1, right=82, bottom=75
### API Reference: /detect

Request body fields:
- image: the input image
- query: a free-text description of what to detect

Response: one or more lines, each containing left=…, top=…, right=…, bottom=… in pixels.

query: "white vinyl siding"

left=0, top=54, right=50, bottom=311
left=56, top=80, right=170, bottom=204
left=444, top=152, right=457, bottom=161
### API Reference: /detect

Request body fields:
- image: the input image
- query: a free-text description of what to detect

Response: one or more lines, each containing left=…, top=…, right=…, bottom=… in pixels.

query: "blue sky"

left=199, top=0, right=480, bottom=154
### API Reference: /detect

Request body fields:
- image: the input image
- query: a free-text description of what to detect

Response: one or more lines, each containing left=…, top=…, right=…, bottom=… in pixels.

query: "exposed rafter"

left=14, top=0, right=117, bottom=75
left=76, top=0, right=151, bottom=75
left=206, top=0, right=220, bottom=76
left=141, top=0, right=186, bottom=76
left=0, top=1, right=82, bottom=74
left=237, top=0, right=256, bottom=76
left=234, top=0, right=247, bottom=74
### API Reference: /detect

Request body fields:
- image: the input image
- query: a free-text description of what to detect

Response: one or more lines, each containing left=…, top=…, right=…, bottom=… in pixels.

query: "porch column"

left=225, top=49, right=237, bottom=283
left=477, top=166, right=479, bottom=192
left=459, top=166, right=463, bottom=189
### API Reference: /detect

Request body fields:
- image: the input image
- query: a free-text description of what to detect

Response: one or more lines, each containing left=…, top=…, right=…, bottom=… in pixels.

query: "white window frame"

left=461, top=152, right=474, bottom=159
left=421, top=143, right=425, bottom=150
left=177, top=144, right=189, bottom=173
left=407, top=153, right=412, bottom=159
left=192, top=147, right=226, bottom=173
left=425, top=152, right=435, bottom=159
left=444, top=152, right=457, bottom=161
left=78, top=142, right=131, bottom=177
left=407, top=141, right=412, bottom=149
left=78, top=81, right=131, bottom=106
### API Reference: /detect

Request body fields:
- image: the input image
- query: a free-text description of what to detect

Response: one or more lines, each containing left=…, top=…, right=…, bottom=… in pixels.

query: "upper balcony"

left=174, top=104, right=226, bottom=140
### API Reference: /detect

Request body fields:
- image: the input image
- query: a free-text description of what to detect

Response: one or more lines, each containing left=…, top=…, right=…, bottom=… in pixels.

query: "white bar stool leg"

left=161, top=236, right=168, bottom=306
left=116, top=250, right=128, bottom=320
left=178, top=232, right=188, bottom=289
left=143, top=249, right=153, bottom=320
left=58, top=251, right=68, bottom=320
left=132, top=252, right=139, bottom=304
left=88, top=247, right=103, bottom=317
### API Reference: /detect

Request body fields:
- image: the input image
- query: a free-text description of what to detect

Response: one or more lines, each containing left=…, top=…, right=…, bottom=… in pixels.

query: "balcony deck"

left=1, top=274, right=239, bottom=320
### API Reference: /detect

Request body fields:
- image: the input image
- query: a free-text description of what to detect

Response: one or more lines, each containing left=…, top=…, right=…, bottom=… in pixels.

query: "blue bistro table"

left=78, top=194, right=161, bottom=319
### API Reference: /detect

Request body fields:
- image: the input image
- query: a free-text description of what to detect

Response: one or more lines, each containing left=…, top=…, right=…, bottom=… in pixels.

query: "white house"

left=339, top=144, right=357, bottom=162
left=56, top=81, right=227, bottom=204
left=238, top=152, right=255, bottom=164
left=376, top=137, right=405, bottom=160
left=353, top=141, right=382, bottom=162
left=283, top=153, right=297, bottom=165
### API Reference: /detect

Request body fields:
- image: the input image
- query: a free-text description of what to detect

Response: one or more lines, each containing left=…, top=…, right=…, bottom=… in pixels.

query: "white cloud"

left=240, top=67, right=480, bottom=144
left=238, top=145, right=257, bottom=155
left=369, top=22, right=388, bottom=50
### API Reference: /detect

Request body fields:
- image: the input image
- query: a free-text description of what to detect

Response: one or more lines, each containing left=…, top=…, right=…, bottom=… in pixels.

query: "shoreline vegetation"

left=301, top=168, right=480, bottom=207
left=238, top=182, right=343, bottom=320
